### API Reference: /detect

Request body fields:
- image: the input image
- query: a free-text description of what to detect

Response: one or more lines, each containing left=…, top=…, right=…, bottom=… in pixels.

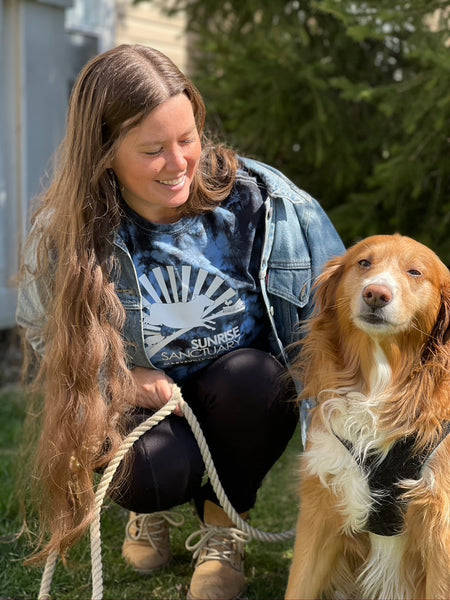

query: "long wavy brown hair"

left=19, top=44, right=238, bottom=563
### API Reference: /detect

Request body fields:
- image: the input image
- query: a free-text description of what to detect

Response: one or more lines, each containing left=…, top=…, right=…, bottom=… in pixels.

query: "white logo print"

left=139, top=266, right=244, bottom=358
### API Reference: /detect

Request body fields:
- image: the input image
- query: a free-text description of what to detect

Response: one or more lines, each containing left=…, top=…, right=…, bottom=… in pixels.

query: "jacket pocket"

left=266, top=264, right=311, bottom=308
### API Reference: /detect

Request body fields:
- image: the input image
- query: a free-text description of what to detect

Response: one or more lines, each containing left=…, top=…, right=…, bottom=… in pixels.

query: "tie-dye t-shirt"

left=119, top=176, right=270, bottom=384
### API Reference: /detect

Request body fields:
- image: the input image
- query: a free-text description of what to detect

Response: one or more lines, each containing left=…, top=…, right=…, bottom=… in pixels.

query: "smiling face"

left=111, top=93, right=202, bottom=224
left=337, top=235, right=449, bottom=341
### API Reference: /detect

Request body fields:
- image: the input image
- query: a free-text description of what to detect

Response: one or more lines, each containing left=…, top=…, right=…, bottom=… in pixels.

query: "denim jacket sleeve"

left=15, top=226, right=52, bottom=356
left=239, top=157, right=345, bottom=359
left=15, top=216, right=151, bottom=367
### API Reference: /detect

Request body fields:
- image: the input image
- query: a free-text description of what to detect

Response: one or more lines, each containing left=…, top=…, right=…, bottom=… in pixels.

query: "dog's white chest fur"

left=304, top=345, right=413, bottom=598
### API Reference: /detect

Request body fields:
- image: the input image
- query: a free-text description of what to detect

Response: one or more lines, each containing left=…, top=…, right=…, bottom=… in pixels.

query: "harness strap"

left=334, top=421, right=450, bottom=536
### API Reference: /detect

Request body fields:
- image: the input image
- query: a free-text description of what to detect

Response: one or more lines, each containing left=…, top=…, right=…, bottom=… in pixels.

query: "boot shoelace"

left=185, top=525, right=251, bottom=566
left=125, top=510, right=185, bottom=549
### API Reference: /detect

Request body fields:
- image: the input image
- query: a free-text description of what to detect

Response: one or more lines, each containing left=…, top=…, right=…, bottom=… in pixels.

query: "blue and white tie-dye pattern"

left=119, top=176, right=270, bottom=383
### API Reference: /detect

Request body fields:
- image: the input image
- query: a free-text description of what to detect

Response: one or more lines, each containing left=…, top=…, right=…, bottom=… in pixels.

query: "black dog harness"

left=335, top=422, right=450, bottom=536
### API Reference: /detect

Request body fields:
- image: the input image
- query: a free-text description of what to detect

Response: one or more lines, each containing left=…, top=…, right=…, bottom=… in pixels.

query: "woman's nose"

left=165, top=145, right=187, bottom=171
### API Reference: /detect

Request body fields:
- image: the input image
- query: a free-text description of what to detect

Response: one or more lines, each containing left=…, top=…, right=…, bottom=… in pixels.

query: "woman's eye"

left=145, top=148, right=163, bottom=157
left=358, top=259, right=371, bottom=268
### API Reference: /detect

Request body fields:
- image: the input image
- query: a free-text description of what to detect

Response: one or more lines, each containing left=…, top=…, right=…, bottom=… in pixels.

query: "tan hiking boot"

left=122, top=510, right=184, bottom=574
left=186, top=501, right=250, bottom=600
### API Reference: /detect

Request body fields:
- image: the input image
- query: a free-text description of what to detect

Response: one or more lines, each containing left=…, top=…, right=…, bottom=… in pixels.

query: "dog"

left=285, top=234, right=450, bottom=600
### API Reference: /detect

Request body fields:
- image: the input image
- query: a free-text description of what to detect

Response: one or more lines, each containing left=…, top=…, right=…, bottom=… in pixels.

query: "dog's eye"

left=408, top=269, right=422, bottom=277
left=358, top=259, right=371, bottom=269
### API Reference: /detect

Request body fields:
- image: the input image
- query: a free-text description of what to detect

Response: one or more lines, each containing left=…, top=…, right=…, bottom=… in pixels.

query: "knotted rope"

left=38, top=385, right=295, bottom=599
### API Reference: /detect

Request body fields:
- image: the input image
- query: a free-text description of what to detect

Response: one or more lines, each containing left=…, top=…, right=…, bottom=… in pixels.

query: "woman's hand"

left=129, top=367, right=183, bottom=416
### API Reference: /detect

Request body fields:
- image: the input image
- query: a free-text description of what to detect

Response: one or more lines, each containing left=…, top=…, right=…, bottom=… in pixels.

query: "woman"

left=16, top=44, right=344, bottom=600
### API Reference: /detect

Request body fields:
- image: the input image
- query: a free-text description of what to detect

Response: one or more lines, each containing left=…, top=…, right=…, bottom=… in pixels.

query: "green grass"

left=0, top=387, right=301, bottom=599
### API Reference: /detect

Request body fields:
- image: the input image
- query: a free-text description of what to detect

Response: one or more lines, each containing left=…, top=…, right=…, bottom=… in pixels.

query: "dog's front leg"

left=285, top=478, right=343, bottom=600
left=423, top=537, right=450, bottom=599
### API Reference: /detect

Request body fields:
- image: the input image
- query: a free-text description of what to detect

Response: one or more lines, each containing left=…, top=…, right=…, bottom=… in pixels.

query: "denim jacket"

left=17, top=157, right=344, bottom=371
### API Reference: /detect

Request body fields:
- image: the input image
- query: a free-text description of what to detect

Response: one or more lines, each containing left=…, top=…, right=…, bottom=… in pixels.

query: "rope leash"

left=38, top=385, right=295, bottom=600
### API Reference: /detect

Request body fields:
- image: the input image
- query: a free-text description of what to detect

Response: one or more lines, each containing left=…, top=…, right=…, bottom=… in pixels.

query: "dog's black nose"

left=363, top=284, right=392, bottom=308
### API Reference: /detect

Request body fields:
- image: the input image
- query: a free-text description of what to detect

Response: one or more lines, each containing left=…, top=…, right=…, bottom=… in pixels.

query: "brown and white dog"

left=286, top=234, right=450, bottom=600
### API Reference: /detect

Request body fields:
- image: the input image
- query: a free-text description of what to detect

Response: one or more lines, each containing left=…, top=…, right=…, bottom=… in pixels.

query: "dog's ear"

left=312, top=255, right=345, bottom=316
left=432, top=286, right=450, bottom=345
left=422, top=286, right=450, bottom=364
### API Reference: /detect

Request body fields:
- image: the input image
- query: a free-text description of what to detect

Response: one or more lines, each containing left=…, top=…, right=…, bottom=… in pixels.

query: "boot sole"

left=186, top=585, right=247, bottom=600
left=123, top=555, right=172, bottom=575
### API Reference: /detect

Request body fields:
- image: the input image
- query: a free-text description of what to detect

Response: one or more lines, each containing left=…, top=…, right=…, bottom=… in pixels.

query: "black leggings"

left=114, top=348, right=298, bottom=516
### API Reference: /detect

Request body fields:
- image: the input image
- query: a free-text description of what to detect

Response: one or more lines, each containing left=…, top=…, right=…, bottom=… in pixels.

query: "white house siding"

left=115, top=0, right=188, bottom=71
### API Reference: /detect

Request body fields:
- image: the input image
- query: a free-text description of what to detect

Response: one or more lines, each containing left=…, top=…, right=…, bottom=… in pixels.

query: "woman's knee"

left=112, top=414, right=204, bottom=513
left=185, top=348, right=291, bottom=410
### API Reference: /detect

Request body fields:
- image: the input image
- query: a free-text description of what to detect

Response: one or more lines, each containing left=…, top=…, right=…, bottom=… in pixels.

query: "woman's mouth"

left=158, top=175, right=186, bottom=186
